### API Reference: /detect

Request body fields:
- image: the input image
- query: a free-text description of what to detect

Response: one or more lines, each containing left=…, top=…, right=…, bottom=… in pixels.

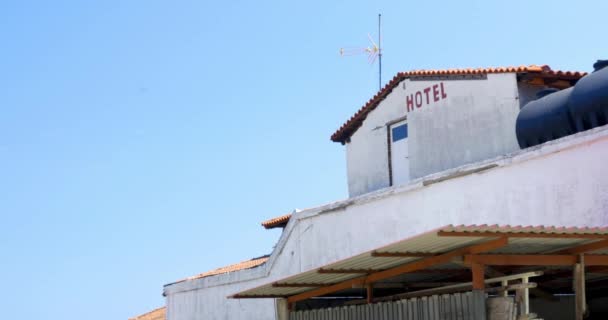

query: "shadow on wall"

left=531, top=295, right=608, bottom=320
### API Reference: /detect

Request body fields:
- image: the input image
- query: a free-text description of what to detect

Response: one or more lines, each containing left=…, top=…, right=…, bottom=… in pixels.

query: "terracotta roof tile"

left=187, top=255, right=269, bottom=280
left=330, top=65, right=587, bottom=143
left=166, top=255, right=269, bottom=286
left=261, top=214, right=292, bottom=229
left=129, top=307, right=165, bottom=320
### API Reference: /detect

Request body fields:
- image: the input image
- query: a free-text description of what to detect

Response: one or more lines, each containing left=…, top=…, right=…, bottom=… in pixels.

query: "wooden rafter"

left=464, top=254, right=608, bottom=266
left=272, top=283, right=332, bottom=288
left=317, top=267, right=465, bottom=274
left=285, top=237, right=508, bottom=304
left=437, top=231, right=608, bottom=239
left=232, top=294, right=287, bottom=299
left=555, top=239, right=608, bottom=254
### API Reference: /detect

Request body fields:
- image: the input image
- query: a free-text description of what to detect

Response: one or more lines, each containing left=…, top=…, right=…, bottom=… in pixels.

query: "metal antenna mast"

left=339, top=14, right=384, bottom=91
left=378, top=13, right=382, bottom=90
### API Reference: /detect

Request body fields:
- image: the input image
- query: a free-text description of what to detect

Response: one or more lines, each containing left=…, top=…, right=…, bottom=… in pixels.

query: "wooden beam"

left=438, top=231, right=608, bottom=239
left=555, top=239, right=608, bottom=255
left=371, top=251, right=436, bottom=258
left=286, top=237, right=508, bottom=304
left=272, top=283, right=331, bottom=288
left=319, top=268, right=467, bottom=275
left=472, top=263, right=485, bottom=290
left=583, top=255, right=608, bottom=266
left=465, top=254, right=608, bottom=266
left=232, top=294, right=287, bottom=299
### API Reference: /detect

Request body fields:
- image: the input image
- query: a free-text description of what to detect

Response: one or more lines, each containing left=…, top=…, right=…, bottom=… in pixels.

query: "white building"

left=157, top=64, right=608, bottom=320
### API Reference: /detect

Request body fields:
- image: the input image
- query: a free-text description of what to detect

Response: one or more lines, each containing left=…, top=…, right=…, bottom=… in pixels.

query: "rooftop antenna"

left=340, top=14, right=383, bottom=90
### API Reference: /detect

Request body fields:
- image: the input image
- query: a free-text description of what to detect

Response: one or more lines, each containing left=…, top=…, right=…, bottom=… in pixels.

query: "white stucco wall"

left=164, top=126, right=608, bottom=320
left=165, top=269, right=275, bottom=320
left=346, top=73, right=544, bottom=197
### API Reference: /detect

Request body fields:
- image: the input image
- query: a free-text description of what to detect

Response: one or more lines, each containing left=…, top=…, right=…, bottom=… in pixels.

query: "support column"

left=275, top=298, right=289, bottom=320
left=522, top=277, right=530, bottom=314
left=471, top=262, right=487, bottom=320
left=472, top=262, right=485, bottom=290
left=574, top=255, right=587, bottom=320
left=366, top=284, right=374, bottom=304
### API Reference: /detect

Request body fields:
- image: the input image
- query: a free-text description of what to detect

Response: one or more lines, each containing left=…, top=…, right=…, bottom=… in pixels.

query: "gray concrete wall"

left=346, top=73, right=545, bottom=197
left=164, top=126, right=608, bottom=320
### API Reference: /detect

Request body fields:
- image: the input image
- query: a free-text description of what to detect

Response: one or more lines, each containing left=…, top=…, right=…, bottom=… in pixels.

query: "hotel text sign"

left=406, top=82, right=447, bottom=112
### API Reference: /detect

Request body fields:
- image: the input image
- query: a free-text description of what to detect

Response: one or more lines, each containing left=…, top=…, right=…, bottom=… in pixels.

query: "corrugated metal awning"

left=231, top=224, right=608, bottom=302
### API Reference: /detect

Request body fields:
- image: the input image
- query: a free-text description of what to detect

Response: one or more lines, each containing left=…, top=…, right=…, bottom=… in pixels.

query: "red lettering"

left=433, top=84, right=440, bottom=102
left=406, top=94, right=414, bottom=112
left=415, top=92, right=422, bottom=108
left=423, top=87, right=431, bottom=105
left=441, top=82, right=447, bottom=99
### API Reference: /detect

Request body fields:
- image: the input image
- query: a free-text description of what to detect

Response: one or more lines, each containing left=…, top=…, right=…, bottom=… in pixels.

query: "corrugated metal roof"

left=233, top=224, right=608, bottom=298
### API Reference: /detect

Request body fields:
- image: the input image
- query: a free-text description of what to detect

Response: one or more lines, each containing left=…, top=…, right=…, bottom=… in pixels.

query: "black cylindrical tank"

left=516, top=87, right=575, bottom=148
left=568, top=60, right=608, bottom=132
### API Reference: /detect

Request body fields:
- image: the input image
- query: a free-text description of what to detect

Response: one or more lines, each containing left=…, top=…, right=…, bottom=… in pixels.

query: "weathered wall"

left=407, top=74, right=521, bottom=181
left=346, top=73, right=545, bottom=197
left=164, top=126, right=608, bottom=320
left=165, top=267, right=276, bottom=320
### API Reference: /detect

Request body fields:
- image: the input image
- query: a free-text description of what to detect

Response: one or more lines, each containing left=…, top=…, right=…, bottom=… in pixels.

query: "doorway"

left=390, top=120, right=410, bottom=186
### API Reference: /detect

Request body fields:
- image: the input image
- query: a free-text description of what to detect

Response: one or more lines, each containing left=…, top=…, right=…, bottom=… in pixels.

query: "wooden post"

left=501, top=280, right=508, bottom=297
left=471, top=262, right=487, bottom=320
left=366, top=283, right=373, bottom=304
left=574, top=254, right=587, bottom=320
left=522, top=276, right=530, bottom=315
left=472, top=262, right=485, bottom=290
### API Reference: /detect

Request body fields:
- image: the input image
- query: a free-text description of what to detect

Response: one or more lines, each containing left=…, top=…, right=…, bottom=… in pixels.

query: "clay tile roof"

left=261, top=214, right=292, bottom=229
left=129, top=307, right=165, bottom=320
left=330, top=65, right=587, bottom=144
left=169, top=255, right=269, bottom=285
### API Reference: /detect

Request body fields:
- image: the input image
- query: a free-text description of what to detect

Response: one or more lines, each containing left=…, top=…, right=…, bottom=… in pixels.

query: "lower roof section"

left=165, top=255, right=269, bottom=287
left=231, top=224, right=608, bottom=302
left=129, top=307, right=165, bottom=320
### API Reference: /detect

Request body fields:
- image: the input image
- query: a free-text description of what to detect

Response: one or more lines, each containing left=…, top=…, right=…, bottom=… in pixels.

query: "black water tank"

left=569, top=60, right=608, bottom=131
left=516, top=87, right=575, bottom=148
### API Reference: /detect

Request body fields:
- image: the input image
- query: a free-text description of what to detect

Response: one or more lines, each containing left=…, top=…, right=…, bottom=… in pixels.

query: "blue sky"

left=0, top=1, right=606, bottom=319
